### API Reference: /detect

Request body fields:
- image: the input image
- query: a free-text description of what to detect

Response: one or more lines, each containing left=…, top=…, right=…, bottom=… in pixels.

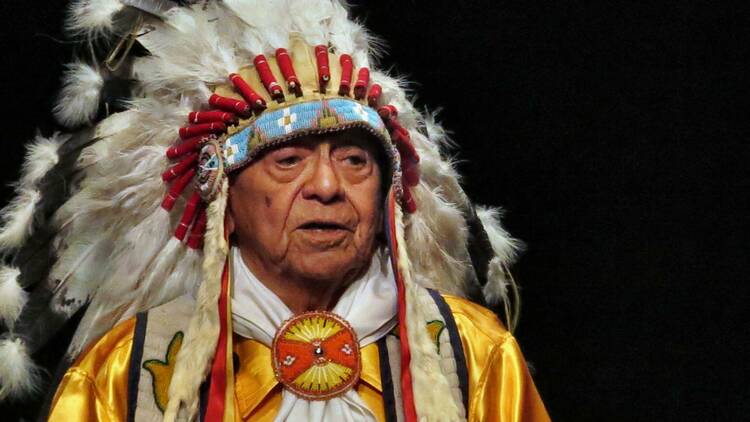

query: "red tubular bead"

left=402, top=187, right=417, bottom=213
left=209, top=94, right=252, bottom=116
left=178, top=122, right=226, bottom=140
left=367, top=84, right=382, bottom=107
left=229, top=73, right=267, bottom=110
left=187, top=207, right=207, bottom=249
left=378, top=104, right=398, bottom=120
left=275, top=48, right=302, bottom=97
left=188, top=110, right=237, bottom=124
left=175, top=191, right=201, bottom=240
left=161, top=152, right=198, bottom=182
left=338, top=54, right=353, bottom=96
left=167, top=136, right=205, bottom=159
left=314, top=45, right=330, bottom=92
left=353, top=67, right=370, bottom=99
left=161, top=168, right=196, bottom=211
left=253, top=55, right=284, bottom=101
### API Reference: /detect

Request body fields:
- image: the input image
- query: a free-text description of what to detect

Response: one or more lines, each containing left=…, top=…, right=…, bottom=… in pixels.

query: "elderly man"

left=0, top=1, right=549, bottom=421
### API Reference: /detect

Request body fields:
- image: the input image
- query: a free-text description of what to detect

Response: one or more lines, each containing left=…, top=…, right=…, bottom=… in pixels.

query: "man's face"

left=227, top=129, right=383, bottom=284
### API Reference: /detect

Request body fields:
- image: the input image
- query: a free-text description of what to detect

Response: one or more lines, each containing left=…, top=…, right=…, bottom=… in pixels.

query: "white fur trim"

left=164, top=179, right=228, bottom=422
left=53, top=62, right=104, bottom=128
left=394, top=204, right=464, bottom=421
left=0, top=266, right=26, bottom=329
left=0, top=338, right=41, bottom=400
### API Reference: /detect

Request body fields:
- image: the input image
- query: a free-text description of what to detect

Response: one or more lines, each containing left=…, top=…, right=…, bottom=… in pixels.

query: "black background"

left=1, top=1, right=749, bottom=421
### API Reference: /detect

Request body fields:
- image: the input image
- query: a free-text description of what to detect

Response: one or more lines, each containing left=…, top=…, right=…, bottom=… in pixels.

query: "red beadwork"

left=353, top=67, right=370, bottom=100
left=276, top=48, right=302, bottom=97
left=338, top=54, right=353, bottom=96
left=187, top=207, right=207, bottom=249
left=229, top=74, right=267, bottom=110
left=178, top=122, right=226, bottom=140
left=161, top=168, right=196, bottom=211
left=188, top=110, right=237, bottom=124
left=167, top=136, right=206, bottom=159
left=253, top=55, right=284, bottom=101
left=314, top=45, right=331, bottom=92
left=367, top=84, right=382, bottom=107
left=161, top=152, right=198, bottom=182
left=175, top=192, right=201, bottom=240
left=209, top=94, right=252, bottom=116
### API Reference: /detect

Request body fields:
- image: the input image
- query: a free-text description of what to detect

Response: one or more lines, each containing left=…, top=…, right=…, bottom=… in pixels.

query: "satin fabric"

left=230, top=246, right=398, bottom=422
left=48, top=295, right=550, bottom=422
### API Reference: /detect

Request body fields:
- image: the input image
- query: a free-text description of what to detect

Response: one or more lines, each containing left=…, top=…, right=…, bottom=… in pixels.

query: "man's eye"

left=344, top=155, right=367, bottom=166
left=276, top=155, right=302, bottom=167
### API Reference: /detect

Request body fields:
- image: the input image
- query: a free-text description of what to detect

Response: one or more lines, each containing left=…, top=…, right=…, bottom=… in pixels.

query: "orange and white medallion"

left=272, top=311, right=361, bottom=400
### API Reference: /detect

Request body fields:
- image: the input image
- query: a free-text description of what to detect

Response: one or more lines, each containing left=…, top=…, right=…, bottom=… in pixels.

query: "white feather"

left=0, top=266, right=26, bottom=329
left=477, top=207, right=523, bottom=305
left=0, top=189, right=40, bottom=251
left=66, top=0, right=124, bottom=37
left=0, top=338, right=41, bottom=400
left=19, top=133, right=67, bottom=188
left=53, top=62, right=104, bottom=128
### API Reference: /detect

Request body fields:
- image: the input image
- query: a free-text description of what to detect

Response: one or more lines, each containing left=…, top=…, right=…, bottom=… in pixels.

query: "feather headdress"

left=0, top=1, right=520, bottom=419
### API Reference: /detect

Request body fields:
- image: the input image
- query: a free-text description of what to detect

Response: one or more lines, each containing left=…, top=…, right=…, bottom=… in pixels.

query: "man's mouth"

left=298, top=221, right=352, bottom=231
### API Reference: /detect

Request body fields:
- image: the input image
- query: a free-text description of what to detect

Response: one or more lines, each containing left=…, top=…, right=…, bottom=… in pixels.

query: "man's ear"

left=225, top=198, right=236, bottom=235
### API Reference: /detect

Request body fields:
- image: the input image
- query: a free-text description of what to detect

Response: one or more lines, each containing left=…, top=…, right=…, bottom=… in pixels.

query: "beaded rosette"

left=271, top=311, right=361, bottom=400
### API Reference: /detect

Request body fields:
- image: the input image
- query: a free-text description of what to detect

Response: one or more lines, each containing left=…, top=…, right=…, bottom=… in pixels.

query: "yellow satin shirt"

left=48, top=295, right=550, bottom=421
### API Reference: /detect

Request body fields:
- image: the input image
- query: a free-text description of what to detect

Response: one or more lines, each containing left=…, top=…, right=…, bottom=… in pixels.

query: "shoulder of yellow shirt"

left=71, top=292, right=512, bottom=378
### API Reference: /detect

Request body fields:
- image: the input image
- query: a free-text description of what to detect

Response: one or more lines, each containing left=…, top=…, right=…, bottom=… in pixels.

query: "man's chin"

left=286, top=250, right=370, bottom=282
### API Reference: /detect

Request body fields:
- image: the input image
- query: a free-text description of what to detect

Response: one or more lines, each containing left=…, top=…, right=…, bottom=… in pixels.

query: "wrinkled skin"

left=226, top=129, right=384, bottom=313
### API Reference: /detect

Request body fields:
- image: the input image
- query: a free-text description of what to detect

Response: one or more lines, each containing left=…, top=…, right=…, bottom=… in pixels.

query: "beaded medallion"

left=271, top=311, right=361, bottom=400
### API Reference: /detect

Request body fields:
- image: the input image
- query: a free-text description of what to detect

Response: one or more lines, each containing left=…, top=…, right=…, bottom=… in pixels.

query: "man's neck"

left=236, top=248, right=365, bottom=314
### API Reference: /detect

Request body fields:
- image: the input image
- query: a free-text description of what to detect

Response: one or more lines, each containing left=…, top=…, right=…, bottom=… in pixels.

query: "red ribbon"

left=204, top=263, right=230, bottom=422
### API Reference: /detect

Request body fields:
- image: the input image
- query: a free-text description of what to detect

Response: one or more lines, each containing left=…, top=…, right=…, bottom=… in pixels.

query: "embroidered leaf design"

left=426, top=320, right=446, bottom=353
left=143, top=331, right=184, bottom=412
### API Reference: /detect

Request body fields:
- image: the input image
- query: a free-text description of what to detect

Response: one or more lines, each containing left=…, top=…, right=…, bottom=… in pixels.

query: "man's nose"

left=301, top=153, right=343, bottom=203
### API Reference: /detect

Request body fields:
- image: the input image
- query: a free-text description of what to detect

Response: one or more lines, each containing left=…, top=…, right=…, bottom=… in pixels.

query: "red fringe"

left=188, top=110, right=237, bottom=124
left=253, top=55, right=284, bottom=101
left=276, top=48, right=302, bottom=97
left=367, top=84, right=382, bottom=107
left=338, top=54, right=353, bottom=96
left=161, top=152, right=198, bottom=182
left=314, top=45, right=330, bottom=92
left=209, top=94, right=251, bottom=117
left=161, top=168, right=196, bottom=211
left=354, top=67, right=370, bottom=100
